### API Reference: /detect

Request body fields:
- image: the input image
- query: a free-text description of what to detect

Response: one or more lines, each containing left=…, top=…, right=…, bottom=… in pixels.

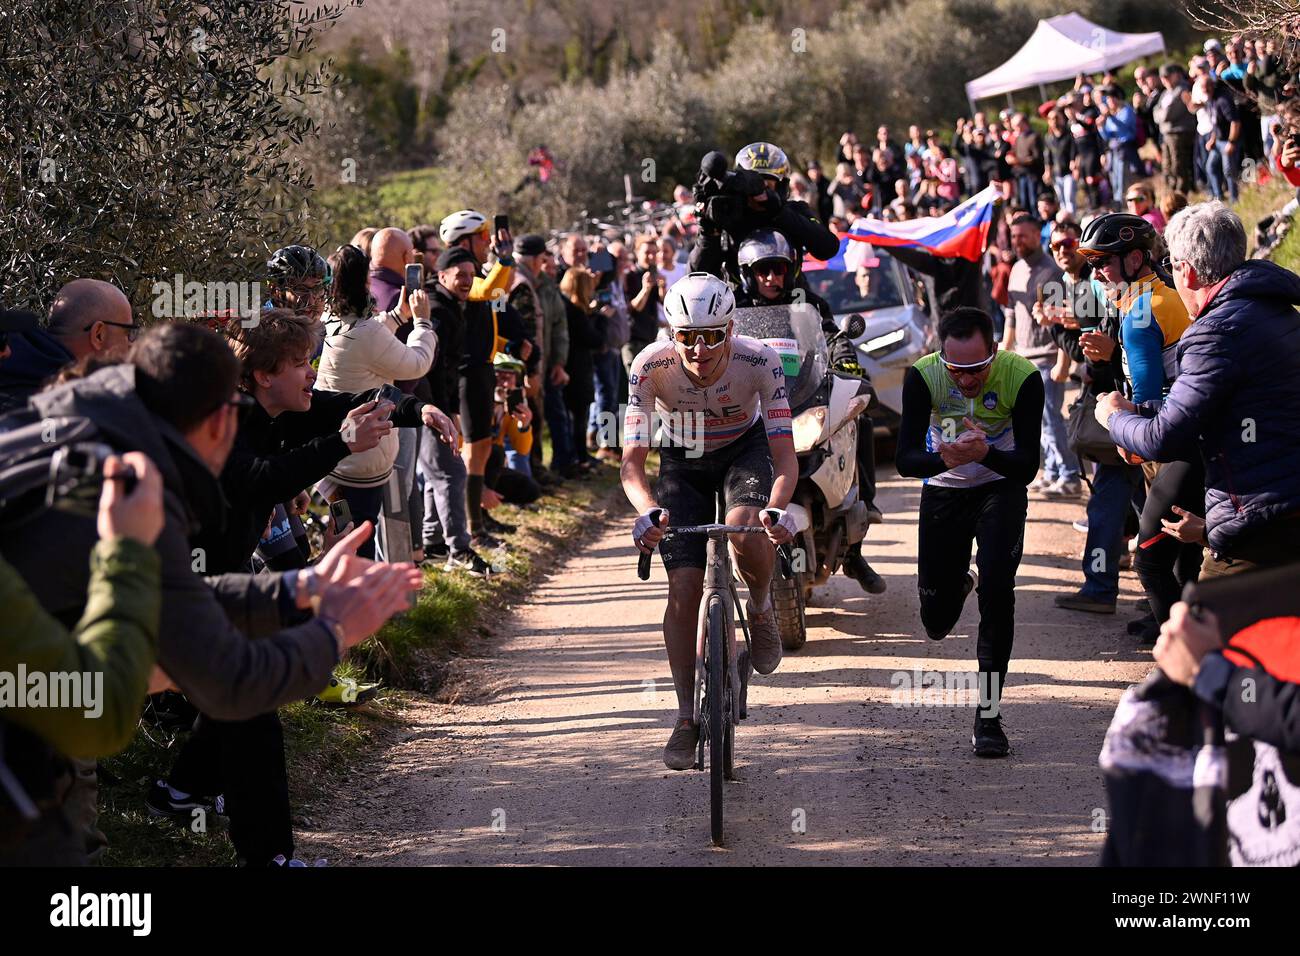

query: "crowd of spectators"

left=5, top=27, right=1300, bottom=868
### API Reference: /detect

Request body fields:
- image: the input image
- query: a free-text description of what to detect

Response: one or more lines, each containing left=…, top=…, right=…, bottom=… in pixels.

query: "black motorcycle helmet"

left=1078, top=213, right=1156, bottom=282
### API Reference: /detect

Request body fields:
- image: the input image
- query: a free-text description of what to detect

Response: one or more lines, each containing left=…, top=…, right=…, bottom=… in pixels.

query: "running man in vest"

left=896, top=308, right=1045, bottom=757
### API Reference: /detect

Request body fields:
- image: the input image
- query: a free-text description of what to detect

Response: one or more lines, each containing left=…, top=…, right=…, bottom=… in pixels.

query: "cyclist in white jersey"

left=622, top=272, right=799, bottom=770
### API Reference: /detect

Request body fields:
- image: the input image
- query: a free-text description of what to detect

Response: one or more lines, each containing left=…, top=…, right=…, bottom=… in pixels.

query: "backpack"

left=0, top=410, right=108, bottom=531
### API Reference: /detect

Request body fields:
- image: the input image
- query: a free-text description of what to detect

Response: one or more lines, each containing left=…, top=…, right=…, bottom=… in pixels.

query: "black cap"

left=436, top=247, right=479, bottom=271
left=0, top=309, right=39, bottom=333
left=514, top=234, right=548, bottom=257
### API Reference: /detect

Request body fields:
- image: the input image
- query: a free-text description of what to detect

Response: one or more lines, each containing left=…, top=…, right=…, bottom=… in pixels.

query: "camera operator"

left=689, top=142, right=841, bottom=287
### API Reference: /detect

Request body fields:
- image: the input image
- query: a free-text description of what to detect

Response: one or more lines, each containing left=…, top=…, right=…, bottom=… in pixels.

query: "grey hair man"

left=1098, top=201, right=1300, bottom=577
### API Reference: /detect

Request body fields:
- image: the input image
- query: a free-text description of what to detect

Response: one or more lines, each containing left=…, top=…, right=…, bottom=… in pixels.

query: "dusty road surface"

left=300, top=466, right=1155, bottom=865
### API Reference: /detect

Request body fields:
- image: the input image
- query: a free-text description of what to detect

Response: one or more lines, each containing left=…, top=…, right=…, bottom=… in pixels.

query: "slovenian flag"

left=806, top=185, right=998, bottom=270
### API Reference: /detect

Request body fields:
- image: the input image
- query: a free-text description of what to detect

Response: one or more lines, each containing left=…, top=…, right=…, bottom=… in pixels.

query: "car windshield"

left=804, top=254, right=906, bottom=313
left=731, top=303, right=828, bottom=410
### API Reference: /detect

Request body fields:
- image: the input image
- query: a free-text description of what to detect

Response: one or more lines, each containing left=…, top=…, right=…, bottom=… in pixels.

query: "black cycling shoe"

left=972, top=715, right=1010, bottom=758
left=843, top=548, right=887, bottom=594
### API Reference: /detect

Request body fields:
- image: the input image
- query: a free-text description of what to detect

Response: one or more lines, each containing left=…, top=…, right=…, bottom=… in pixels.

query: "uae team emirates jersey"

left=624, top=336, right=792, bottom=455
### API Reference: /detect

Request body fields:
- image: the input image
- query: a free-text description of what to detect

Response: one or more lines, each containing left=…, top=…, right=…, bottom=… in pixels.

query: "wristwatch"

left=317, top=615, right=347, bottom=657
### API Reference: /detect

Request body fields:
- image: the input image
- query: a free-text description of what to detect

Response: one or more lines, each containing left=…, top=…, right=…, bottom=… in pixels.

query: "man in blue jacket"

left=1095, top=201, right=1300, bottom=577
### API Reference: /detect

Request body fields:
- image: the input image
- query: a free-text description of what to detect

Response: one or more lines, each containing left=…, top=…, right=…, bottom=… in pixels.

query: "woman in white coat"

left=314, top=243, right=439, bottom=557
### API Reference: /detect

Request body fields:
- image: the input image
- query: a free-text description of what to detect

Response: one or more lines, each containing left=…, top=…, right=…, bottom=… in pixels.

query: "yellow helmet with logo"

left=735, top=142, right=791, bottom=183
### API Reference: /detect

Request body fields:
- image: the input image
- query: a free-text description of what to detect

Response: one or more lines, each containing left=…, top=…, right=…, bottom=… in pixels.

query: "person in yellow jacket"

left=486, top=354, right=541, bottom=507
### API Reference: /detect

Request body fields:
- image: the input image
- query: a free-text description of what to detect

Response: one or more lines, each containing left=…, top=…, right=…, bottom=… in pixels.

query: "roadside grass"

left=99, top=457, right=628, bottom=865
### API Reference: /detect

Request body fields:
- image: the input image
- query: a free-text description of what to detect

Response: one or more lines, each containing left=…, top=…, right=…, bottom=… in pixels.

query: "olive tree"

left=0, top=0, right=357, bottom=311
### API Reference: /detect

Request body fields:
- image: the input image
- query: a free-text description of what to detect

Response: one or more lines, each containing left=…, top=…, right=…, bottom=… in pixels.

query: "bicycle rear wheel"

left=707, top=596, right=727, bottom=846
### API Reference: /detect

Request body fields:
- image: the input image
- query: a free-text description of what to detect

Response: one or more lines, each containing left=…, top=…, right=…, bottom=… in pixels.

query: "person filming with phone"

left=314, top=243, right=446, bottom=551
left=484, top=353, right=540, bottom=505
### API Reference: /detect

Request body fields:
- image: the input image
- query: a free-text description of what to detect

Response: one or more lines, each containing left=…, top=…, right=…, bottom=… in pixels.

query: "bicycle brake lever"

left=777, top=543, right=794, bottom=580
left=637, top=508, right=664, bottom=580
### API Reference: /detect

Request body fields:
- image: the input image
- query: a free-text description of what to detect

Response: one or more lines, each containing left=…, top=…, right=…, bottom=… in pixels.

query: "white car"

left=804, top=251, right=937, bottom=436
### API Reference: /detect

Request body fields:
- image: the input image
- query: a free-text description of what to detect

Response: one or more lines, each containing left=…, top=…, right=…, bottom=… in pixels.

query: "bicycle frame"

left=690, top=527, right=752, bottom=731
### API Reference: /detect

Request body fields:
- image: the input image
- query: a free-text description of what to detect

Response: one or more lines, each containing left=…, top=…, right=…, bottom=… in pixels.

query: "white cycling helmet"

left=439, top=209, right=488, bottom=244
left=663, top=272, right=736, bottom=329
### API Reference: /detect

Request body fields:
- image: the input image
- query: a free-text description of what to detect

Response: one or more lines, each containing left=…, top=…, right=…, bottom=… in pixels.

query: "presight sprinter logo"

left=50, top=886, right=151, bottom=936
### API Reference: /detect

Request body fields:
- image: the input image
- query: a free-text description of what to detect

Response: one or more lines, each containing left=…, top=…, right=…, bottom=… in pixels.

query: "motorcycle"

left=732, top=304, right=875, bottom=650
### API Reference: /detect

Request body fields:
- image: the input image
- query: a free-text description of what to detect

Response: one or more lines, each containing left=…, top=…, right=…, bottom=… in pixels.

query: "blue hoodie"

left=1109, top=259, right=1300, bottom=556
left=0, top=327, right=74, bottom=414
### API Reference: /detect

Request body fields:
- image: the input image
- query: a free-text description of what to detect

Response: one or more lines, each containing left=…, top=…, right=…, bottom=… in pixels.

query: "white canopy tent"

left=965, top=13, right=1165, bottom=108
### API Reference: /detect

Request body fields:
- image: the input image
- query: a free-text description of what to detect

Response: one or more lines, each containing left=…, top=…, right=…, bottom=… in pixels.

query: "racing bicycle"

left=637, top=499, right=793, bottom=846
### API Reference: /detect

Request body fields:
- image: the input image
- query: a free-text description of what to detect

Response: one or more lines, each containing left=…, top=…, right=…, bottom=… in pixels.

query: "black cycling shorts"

left=459, top=364, right=496, bottom=443
left=654, top=420, right=774, bottom=571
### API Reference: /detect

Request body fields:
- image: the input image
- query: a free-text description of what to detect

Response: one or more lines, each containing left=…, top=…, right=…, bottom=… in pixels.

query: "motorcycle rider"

left=733, top=229, right=886, bottom=594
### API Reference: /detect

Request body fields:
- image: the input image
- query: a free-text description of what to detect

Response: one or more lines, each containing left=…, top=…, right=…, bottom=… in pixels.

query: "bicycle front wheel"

left=706, top=596, right=727, bottom=846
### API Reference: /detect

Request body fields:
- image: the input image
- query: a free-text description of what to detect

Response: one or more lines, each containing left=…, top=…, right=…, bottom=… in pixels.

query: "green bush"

left=426, top=0, right=1203, bottom=229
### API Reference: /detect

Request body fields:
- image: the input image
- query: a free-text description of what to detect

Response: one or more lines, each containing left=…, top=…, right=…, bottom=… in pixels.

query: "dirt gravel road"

left=300, top=466, right=1155, bottom=865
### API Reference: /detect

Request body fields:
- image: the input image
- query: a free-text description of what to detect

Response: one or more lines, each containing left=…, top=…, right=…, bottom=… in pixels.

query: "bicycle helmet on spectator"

left=736, top=229, right=797, bottom=294
left=439, top=209, right=489, bottom=244
left=1079, top=213, right=1156, bottom=282
left=663, top=272, right=736, bottom=329
left=266, top=245, right=328, bottom=286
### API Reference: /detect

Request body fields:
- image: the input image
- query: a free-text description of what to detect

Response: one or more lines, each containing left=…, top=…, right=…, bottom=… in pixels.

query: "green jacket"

left=532, top=269, right=570, bottom=369
left=1, top=538, right=160, bottom=758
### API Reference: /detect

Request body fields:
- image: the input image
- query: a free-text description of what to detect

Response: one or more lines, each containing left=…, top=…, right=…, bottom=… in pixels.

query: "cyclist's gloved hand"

left=633, top=508, right=668, bottom=554
left=833, top=358, right=866, bottom=378
left=759, top=507, right=798, bottom=546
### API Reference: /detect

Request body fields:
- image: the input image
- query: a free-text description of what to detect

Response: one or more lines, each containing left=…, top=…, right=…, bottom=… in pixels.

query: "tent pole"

left=1038, top=83, right=1048, bottom=104
left=1006, top=91, right=1015, bottom=112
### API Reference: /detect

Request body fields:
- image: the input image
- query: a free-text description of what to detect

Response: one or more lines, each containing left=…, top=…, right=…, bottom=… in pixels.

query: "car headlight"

left=863, top=326, right=909, bottom=358
left=792, top=405, right=827, bottom=453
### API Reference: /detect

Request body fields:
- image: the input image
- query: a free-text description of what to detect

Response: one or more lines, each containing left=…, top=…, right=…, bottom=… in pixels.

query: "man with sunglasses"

left=1003, top=213, right=1080, bottom=498
left=734, top=229, right=886, bottom=594
left=0, top=280, right=139, bottom=415
left=897, top=307, right=1044, bottom=757
left=1079, top=212, right=1198, bottom=642
left=622, top=272, right=799, bottom=770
